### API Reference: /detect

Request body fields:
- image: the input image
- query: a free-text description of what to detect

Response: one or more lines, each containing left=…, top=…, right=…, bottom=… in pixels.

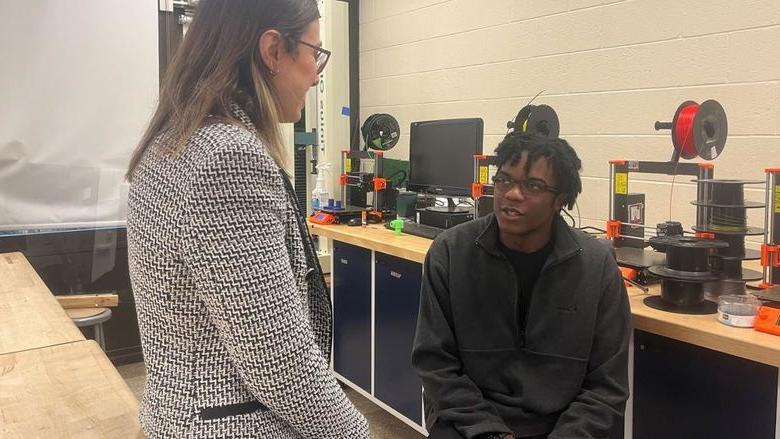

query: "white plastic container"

left=717, top=294, right=760, bottom=328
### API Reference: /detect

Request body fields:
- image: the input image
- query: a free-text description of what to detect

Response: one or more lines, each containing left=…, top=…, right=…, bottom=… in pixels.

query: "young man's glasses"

left=492, top=174, right=559, bottom=196
left=298, top=40, right=331, bottom=74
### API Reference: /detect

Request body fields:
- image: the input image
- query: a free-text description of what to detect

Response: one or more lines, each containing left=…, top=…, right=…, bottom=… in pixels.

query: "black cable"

left=561, top=208, right=576, bottom=228
left=575, top=201, right=581, bottom=229
left=385, top=169, right=407, bottom=187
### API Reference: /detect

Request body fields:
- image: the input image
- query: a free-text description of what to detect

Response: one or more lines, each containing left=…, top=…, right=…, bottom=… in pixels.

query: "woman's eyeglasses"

left=298, top=40, right=331, bottom=74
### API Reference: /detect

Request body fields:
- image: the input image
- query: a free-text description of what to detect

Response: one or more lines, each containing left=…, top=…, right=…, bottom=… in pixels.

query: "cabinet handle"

left=340, top=258, right=348, bottom=265
left=390, top=271, right=402, bottom=279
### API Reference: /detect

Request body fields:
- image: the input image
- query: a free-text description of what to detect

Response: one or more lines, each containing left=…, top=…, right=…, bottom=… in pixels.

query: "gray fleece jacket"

left=412, top=213, right=630, bottom=439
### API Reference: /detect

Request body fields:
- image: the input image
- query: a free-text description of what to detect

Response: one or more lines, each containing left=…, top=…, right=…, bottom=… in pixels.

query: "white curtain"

left=0, top=0, right=159, bottom=230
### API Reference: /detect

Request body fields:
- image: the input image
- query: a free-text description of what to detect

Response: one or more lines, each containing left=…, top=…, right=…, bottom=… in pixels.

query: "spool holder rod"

left=654, top=120, right=681, bottom=162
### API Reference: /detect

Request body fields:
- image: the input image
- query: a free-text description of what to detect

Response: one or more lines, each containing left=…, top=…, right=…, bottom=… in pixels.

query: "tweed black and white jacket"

left=127, top=104, right=369, bottom=438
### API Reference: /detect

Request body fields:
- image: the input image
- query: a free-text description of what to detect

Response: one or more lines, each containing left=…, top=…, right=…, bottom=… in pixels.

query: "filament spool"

left=703, top=279, right=747, bottom=301
left=646, top=236, right=728, bottom=314
left=655, top=100, right=728, bottom=161
left=692, top=179, right=764, bottom=237
left=691, top=179, right=765, bottom=298
left=507, top=104, right=560, bottom=138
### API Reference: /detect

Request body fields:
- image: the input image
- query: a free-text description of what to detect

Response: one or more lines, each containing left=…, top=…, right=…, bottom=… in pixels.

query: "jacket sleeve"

left=181, top=139, right=369, bottom=439
left=412, top=239, right=513, bottom=439
left=548, top=250, right=631, bottom=439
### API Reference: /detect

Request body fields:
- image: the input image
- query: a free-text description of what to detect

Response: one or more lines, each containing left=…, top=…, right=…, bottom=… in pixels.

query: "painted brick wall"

left=359, top=0, right=780, bottom=243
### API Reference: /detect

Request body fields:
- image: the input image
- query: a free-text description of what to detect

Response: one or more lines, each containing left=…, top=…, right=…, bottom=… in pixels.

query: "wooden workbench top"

left=0, top=252, right=85, bottom=355
left=0, top=340, right=142, bottom=438
left=310, top=223, right=780, bottom=367
left=310, top=222, right=432, bottom=264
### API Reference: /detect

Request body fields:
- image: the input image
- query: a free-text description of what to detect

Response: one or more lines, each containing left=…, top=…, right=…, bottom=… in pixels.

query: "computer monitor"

left=407, top=118, right=484, bottom=211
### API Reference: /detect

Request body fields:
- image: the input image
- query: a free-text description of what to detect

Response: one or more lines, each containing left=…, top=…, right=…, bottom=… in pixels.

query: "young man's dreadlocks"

left=494, top=133, right=582, bottom=210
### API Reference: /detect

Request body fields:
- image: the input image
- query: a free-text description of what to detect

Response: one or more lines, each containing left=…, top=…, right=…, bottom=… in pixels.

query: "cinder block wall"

left=359, top=0, right=779, bottom=244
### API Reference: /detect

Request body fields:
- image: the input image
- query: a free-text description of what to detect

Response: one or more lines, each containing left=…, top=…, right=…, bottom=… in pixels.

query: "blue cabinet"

left=332, top=241, right=372, bottom=392
left=374, top=252, right=423, bottom=424
left=633, top=330, right=778, bottom=439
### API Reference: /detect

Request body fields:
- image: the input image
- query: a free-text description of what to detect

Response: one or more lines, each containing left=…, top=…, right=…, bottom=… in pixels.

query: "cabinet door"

left=332, top=241, right=372, bottom=392
left=633, top=330, right=778, bottom=439
left=374, top=252, right=423, bottom=425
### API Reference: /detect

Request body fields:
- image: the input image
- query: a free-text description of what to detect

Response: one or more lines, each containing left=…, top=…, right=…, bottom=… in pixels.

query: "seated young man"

left=412, top=133, right=630, bottom=439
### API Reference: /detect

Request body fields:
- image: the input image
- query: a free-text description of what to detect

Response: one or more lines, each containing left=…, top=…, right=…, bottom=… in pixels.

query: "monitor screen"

left=407, top=118, right=484, bottom=197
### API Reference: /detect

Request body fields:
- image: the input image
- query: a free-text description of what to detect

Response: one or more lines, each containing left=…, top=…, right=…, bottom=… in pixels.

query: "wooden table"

left=0, top=251, right=142, bottom=438
left=311, top=223, right=429, bottom=264
left=628, top=285, right=780, bottom=367
left=0, top=252, right=85, bottom=355
left=0, top=340, right=142, bottom=438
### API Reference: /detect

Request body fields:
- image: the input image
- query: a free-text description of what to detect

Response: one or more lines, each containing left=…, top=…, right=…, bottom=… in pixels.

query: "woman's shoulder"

left=185, top=119, right=275, bottom=172
left=190, top=119, right=261, bottom=154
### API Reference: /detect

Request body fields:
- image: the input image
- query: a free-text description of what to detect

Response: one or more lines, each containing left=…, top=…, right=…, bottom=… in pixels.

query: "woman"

left=125, top=1, right=369, bottom=437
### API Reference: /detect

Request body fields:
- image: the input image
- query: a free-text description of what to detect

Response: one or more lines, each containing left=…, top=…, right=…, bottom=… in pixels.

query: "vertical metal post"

left=340, top=150, right=348, bottom=206
left=764, top=169, right=779, bottom=285
left=473, top=155, right=481, bottom=187
left=373, top=151, right=383, bottom=212
left=609, top=162, right=616, bottom=221
left=473, top=155, right=480, bottom=218
left=696, top=164, right=714, bottom=229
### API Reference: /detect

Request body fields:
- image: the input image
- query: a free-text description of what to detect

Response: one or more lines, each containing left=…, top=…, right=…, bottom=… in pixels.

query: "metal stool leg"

left=94, top=323, right=106, bottom=350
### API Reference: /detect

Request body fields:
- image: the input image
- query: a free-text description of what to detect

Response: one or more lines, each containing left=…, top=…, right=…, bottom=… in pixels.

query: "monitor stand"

left=425, top=197, right=471, bottom=214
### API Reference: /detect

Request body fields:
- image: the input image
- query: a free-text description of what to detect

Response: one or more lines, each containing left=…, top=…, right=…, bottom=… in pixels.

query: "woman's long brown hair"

left=126, top=0, right=319, bottom=180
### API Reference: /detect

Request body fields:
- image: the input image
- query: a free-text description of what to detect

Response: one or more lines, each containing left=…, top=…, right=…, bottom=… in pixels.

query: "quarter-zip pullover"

left=412, top=213, right=630, bottom=439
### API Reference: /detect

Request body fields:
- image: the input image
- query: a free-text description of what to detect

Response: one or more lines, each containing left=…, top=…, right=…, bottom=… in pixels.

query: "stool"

left=66, top=308, right=112, bottom=350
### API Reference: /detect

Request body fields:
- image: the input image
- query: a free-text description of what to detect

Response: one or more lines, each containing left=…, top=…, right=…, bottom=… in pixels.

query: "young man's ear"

left=258, top=29, right=283, bottom=73
left=553, top=193, right=567, bottom=211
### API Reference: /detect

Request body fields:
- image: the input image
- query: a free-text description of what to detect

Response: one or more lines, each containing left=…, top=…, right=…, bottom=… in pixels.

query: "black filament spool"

left=643, top=280, right=718, bottom=314
left=508, top=104, right=560, bottom=138
left=648, top=236, right=727, bottom=277
left=713, top=180, right=745, bottom=205
left=660, top=279, right=704, bottom=306
left=713, top=233, right=746, bottom=259
left=710, top=180, right=746, bottom=232
left=714, top=259, right=764, bottom=281
left=720, top=259, right=744, bottom=279
left=667, top=243, right=711, bottom=273
left=710, top=208, right=747, bottom=232
left=703, top=279, right=747, bottom=302
left=692, top=179, right=764, bottom=235
left=646, top=236, right=726, bottom=313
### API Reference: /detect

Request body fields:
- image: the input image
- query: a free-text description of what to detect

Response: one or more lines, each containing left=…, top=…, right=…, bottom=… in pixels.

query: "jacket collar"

left=475, top=213, right=582, bottom=265
left=228, top=101, right=259, bottom=136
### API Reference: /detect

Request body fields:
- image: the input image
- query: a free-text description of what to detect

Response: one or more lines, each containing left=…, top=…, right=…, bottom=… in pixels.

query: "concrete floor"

left=117, top=362, right=425, bottom=438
